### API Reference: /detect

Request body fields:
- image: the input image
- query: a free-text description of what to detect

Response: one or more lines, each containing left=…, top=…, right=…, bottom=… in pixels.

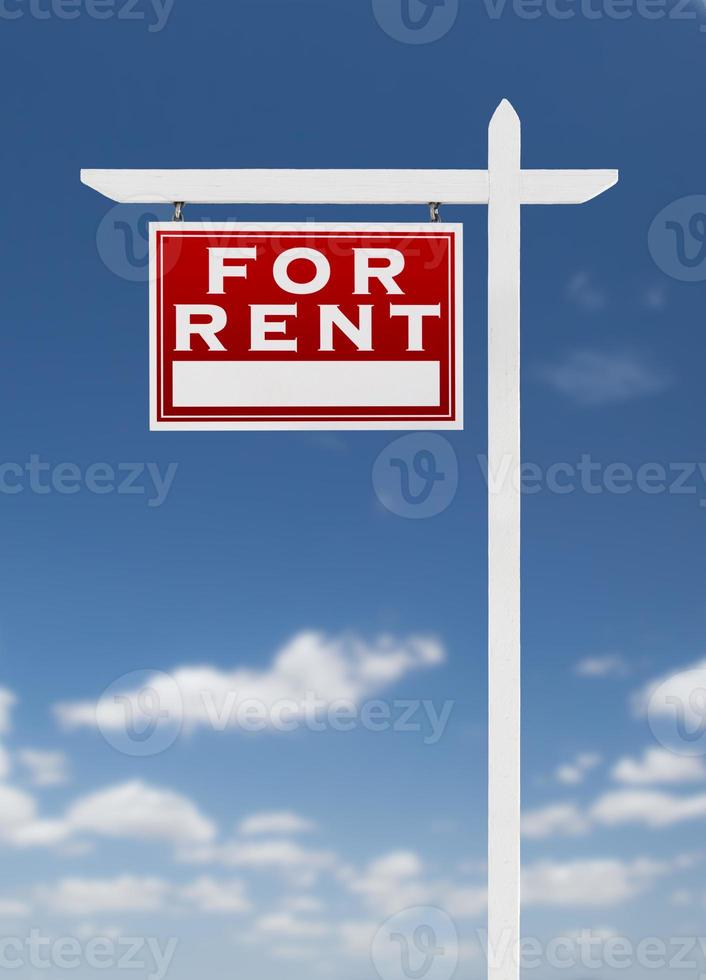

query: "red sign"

left=150, top=223, right=463, bottom=430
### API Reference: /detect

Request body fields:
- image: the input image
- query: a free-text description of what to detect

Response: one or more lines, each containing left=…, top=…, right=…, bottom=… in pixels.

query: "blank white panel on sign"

left=172, top=361, right=441, bottom=408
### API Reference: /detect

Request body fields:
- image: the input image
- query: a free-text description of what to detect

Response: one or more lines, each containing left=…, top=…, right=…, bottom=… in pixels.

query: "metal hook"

left=173, top=201, right=185, bottom=222
left=429, top=202, right=440, bottom=223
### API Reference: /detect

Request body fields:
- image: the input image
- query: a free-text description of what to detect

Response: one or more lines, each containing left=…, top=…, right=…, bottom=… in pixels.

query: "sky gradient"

left=1, top=0, right=706, bottom=978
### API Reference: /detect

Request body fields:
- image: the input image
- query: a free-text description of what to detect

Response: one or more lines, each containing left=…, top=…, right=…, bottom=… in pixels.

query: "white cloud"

left=347, top=851, right=429, bottom=918
left=18, top=749, right=69, bottom=787
left=72, top=923, right=125, bottom=942
left=366, top=852, right=422, bottom=879
left=10, top=817, right=78, bottom=848
left=0, top=688, right=16, bottom=780
left=566, top=272, right=606, bottom=312
left=181, top=838, right=337, bottom=880
left=281, top=895, right=323, bottom=914
left=37, top=874, right=254, bottom=917
left=632, top=658, right=706, bottom=721
left=33, top=874, right=252, bottom=924
left=268, top=945, right=319, bottom=961
left=556, top=753, right=602, bottom=785
left=0, top=784, right=39, bottom=843
left=38, top=876, right=169, bottom=915
left=575, top=655, right=628, bottom=678
left=590, top=788, right=706, bottom=828
left=237, top=812, right=316, bottom=837
left=611, top=748, right=706, bottom=785
left=254, top=912, right=329, bottom=939
left=7, top=780, right=216, bottom=851
left=0, top=899, right=31, bottom=917
left=178, top=876, right=250, bottom=913
left=344, top=851, right=486, bottom=922
left=522, top=803, right=591, bottom=840
left=437, top=884, right=487, bottom=919
left=555, top=765, right=581, bottom=785
left=522, top=857, right=674, bottom=907
left=670, top=888, right=692, bottom=907
left=225, top=840, right=334, bottom=873
left=54, top=632, right=444, bottom=735
left=643, top=284, right=666, bottom=311
left=0, top=689, right=16, bottom=735
left=537, top=350, right=670, bottom=407
left=339, top=920, right=378, bottom=957
left=560, top=927, right=622, bottom=961
left=64, top=781, right=216, bottom=846
left=521, top=777, right=706, bottom=838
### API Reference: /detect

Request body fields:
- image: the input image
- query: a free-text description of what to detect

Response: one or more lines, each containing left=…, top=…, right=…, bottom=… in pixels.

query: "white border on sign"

left=148, top=222, right=464, bottom=431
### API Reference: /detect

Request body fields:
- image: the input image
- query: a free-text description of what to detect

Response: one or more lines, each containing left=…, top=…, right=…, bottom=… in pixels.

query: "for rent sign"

left=150, top=223, right=463, bottom=429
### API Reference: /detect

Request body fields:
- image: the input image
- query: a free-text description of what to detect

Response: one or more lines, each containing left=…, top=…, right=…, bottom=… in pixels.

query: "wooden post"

left=487, top=99, right=522, bottom=980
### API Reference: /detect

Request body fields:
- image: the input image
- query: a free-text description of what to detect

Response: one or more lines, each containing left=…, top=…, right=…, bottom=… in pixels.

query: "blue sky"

left=2, top=0, right=706, bottom=977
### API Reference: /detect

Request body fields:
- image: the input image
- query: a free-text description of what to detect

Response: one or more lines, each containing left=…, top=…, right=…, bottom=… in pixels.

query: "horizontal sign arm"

left=81, top=168, right=617, bottom=206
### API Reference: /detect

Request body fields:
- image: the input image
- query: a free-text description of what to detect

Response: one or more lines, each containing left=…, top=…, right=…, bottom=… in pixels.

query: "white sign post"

left=82, top=100, right=618, bottom=980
